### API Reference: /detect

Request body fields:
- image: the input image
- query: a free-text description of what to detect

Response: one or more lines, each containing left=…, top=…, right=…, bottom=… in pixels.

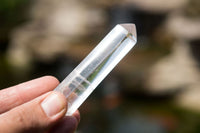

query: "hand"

left=0, top=76, right=80, bottom=133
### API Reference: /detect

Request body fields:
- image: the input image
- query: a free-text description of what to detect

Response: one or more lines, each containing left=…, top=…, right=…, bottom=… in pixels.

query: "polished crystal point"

left=120, top=23, right=137, bottom=40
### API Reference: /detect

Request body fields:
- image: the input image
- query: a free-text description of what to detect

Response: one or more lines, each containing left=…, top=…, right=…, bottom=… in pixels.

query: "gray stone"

left=145, top=42, right=200, bottom=93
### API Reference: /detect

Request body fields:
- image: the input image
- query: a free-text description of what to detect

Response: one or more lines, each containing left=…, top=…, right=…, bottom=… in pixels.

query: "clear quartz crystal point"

left=54, top=23, right=137, bottom=115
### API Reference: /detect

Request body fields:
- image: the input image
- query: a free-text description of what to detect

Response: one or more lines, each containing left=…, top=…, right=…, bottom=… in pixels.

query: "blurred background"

left=0, top=0, right=200, bottom=132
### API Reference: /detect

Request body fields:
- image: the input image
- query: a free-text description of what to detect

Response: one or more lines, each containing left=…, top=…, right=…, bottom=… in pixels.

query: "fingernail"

left=41, top=93, right=65, bottom=117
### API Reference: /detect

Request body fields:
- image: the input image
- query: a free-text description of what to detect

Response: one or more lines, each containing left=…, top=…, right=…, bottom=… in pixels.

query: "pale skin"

left=0, top=76, right=80, bottom=133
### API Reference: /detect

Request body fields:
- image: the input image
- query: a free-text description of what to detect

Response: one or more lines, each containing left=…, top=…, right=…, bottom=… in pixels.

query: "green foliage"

left=0, top=0, right=30, bottom=42
left=0, top=0, right=27, bottom=12
left=0, top=0, right=29, bottom=21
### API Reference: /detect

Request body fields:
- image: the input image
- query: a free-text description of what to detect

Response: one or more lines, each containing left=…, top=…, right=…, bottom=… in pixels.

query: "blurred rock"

left=166, top=14, right=200, bottom=40
left=145, top=42, right=200, bottom=93
left=123, top=0, right=188, bottom=13
left=184, top=0, right=200, bottom=18
left=7, top=0, right=107, bottom=68
left=176, top=84, right=200, bottom=112
left=30, top=0, right=107, bottom=37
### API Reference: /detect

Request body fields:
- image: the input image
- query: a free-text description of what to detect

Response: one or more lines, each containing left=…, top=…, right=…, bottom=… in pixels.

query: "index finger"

left=0, top=76, right=60, bottom=114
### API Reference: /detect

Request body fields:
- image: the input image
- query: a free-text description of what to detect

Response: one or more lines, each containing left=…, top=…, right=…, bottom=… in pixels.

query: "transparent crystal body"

left=54, top=24, right=137, bottom=115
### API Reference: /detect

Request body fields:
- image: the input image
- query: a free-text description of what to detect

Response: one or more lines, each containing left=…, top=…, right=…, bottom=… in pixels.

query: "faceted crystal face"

left=119, top=23, right=137, bottom=40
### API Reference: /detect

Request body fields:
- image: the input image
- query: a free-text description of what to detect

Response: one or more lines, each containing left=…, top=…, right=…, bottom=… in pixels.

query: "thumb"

left=0, top=91, right=67, bottom=133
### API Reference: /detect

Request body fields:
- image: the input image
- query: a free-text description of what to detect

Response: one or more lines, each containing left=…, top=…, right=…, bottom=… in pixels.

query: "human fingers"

left=48, top=110, right=80, bottom=133
left=73, top=110, right=80, bottom=123
left=0, top=76, right=59, bottom=113
left=0, top=91, right=67, bottom=133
